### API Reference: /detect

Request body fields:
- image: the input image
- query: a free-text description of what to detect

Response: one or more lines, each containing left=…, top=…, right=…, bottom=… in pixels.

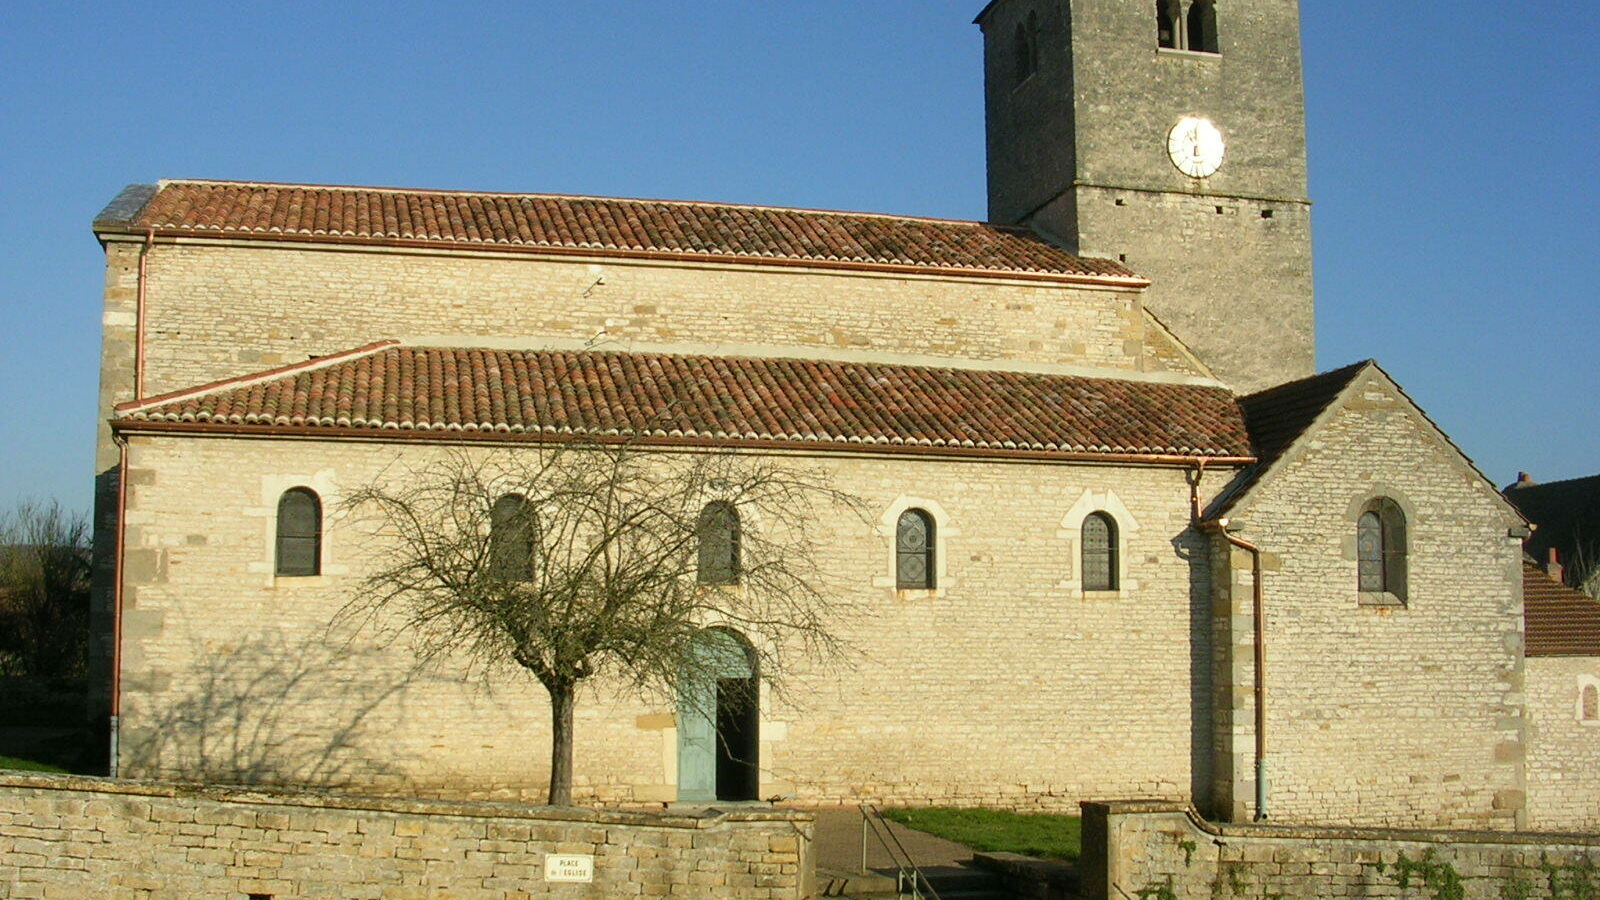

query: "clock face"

left=1167, top=117, right=1225, bottom=179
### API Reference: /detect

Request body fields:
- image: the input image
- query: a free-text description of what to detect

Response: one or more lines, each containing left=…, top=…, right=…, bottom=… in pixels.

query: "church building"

left=87, top=0, right=1597, bottom=832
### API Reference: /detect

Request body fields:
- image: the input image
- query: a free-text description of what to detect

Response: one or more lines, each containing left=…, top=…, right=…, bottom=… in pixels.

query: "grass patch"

left=880, top=807, right=1082, bottom=862
left=0, top=754, right=69, bottom=774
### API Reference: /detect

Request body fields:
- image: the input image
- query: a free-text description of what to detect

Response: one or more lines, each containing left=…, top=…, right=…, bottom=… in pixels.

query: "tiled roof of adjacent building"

left=93, top=180, right=1142, bottom=283
left=113, top=343, right=1254, bottom=462
left=1524, top=561, right=1600, bottom=657
left=1505, top=473, right=1600, bottom=593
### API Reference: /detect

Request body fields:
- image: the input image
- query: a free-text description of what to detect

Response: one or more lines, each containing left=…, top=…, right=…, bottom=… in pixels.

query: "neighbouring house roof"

left=92, top=180, right=1143, bottom=285
left=1505, top=473, right=1600, bottom=590
left=112, top=343, right=1255, bottom=463
left=1524, top=561, right=1600, bottom=657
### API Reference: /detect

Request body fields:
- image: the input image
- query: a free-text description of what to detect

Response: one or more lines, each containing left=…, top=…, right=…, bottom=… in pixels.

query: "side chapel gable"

left=1210, top=360, right=1526, bottom=530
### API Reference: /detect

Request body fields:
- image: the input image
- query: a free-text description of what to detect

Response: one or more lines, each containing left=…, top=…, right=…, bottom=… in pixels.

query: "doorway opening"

left=678, top=628, right=760, bottom=802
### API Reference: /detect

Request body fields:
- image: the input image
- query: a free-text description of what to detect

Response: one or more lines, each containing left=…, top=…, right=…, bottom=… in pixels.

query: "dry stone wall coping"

left=1085, top=800, right=1600, bottom=847
left=0, top=771, right=806, bottom=830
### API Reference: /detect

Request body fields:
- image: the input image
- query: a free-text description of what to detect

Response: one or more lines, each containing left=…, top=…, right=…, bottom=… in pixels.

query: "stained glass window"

left=896, top=509, right=935, bottom=590
left=1082, top=512, right=1117, bottom=591
left=275, top=488, right=321, bottom=577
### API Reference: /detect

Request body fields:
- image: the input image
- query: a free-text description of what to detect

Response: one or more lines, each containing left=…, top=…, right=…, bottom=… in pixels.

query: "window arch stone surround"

left=1057, top=489, right=1141, bottom=597
left=873, top=495, right=958, bottom=596
left=1341, top=485, right=1417, bottom=607
left=246, top=469, right=347, bottom=587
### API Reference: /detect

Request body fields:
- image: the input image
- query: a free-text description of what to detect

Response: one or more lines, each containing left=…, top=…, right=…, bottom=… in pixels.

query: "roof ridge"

left=405, top=343, right=1179, bottom=387
left=1239, top=358, right=1373, bottom=402
left=112, top=340, right=400, bottom=415
left=152, top=178, right=1031, bottom=232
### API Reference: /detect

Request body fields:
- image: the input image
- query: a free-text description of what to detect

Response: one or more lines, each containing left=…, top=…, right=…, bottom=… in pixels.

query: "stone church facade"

left=86, top=0, right=1594, bottom=832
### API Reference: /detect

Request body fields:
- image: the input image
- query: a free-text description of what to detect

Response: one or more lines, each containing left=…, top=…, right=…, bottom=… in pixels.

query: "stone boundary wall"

left=0, top=773, right=812, bottom=899
left=1080, top=800, right=1600, bottom=899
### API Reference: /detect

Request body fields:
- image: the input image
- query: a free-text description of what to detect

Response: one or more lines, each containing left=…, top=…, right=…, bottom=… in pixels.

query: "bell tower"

left=975, top=0, right=1315, bottom=392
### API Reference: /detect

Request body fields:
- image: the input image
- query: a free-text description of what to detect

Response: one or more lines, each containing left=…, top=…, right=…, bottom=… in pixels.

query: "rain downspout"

left=134, top=227, right=153, bottom=399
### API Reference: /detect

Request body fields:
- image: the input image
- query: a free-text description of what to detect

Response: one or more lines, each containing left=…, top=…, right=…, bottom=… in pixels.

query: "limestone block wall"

left=1526, top=656, right=1600, bottom=832
left=114, top=432, right=1239, bottom=810
left=101, top=240, right=1186, bottom=407
left=0, top=772, right=812, bottom=899
left=1215, top=377, right=1525, bottom=827
left=86, top=235, right=1208, bottom=747
left=1080, top=800, right=1600, bottom=900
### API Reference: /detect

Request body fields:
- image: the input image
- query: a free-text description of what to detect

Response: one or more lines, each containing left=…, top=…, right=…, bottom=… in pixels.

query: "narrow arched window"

left=697, top=501, right=741, bottom=586
left=1187, top=0, right=1219, bottom=53
left=275, top=488, right=321, bottom=577
left=1014, top=12, right=1040, bottom=83
left=1082, top=512, right=1118, bottom=591
left=1582, top=684, right=1599, bottom=722
left=489, top=494, right=534, bottom=582
left=1156, top=0, right=1181, bottom=49
left=896, top=509, right=936, bottom=590
left=1357, top=498, right=1407, bottom=599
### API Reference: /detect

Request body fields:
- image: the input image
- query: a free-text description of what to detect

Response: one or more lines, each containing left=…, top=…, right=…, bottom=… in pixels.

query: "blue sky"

left=1, top=1, right=1595, bottom=514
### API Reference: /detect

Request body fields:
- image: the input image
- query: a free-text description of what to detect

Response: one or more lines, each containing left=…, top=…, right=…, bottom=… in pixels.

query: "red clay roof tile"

left=114, top=345, right=1252, bottom=461
left=1525, top=562, right=1600, bottom=657
left=98, top=180, right=1139, bottom=282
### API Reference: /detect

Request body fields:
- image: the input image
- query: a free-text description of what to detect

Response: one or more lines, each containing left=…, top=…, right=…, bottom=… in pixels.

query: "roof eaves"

left=107, top=418, right=1258, bottom=466
left=93, top=224, right=1151, bottom=288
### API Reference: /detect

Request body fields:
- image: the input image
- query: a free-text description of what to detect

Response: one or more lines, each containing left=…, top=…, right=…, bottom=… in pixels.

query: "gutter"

left=107, top=419, right=1257, bottom=469
left=93, top=226, right=1150, bottom=290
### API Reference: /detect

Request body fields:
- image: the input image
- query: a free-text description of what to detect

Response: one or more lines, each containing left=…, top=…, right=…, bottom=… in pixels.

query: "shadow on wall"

left=1173, top=523, right=1214, bottom=817
left=122, top=628, right=431, bottom=792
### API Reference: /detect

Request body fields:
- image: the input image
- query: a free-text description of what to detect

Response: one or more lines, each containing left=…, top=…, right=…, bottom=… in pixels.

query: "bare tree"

left=0, top=500, right=91, bottom=678
left=342, top=443, right=860, bottom=806
left=1568, top=527, right=1600, bottom=600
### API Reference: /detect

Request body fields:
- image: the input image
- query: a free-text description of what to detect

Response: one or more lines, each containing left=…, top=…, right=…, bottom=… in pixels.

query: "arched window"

left=489, top=494, right=534, bottom=582
left=1014, top=11, right=1040, bottom=83
left=1357, top=498, right=1407, bottom=599
left=697, top=501, right=741, bottom=586
left=1187, top=0, right=1219, bottom=53
left=896, top=509, right=936, bottom=590
left=1582, top=684, right=1599, bottom=723
left=1082, top=512, right=1118, bottom=591
left=1156, top=0, right=1181, bottom=49
left=275, top=488, right=321, bottom=577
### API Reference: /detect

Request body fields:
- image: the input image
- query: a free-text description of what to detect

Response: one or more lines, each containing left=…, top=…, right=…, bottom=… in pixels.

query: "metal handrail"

left=858, top=803, right=944, bottom=900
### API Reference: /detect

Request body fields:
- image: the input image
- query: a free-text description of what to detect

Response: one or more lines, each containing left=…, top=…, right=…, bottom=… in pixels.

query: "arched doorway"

left=677, top=628, right=759, bottom=802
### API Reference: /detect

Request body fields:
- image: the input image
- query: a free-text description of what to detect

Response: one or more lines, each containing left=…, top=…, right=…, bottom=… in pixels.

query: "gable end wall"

left=1217, top=379, right=1526, bottom=827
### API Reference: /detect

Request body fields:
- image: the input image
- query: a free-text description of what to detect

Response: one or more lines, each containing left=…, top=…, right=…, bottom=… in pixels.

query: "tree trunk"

left=546, top=680, right=576, bottom=806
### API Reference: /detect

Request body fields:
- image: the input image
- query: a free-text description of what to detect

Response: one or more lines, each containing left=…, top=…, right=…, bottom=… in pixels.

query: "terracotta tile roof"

left=95, top=180, right=1140, bottom=283
left=113, top=344, right=1254, bottom=462
left=1505, top=474, right=1600, bottom=594
left=1207, top=361, right=1371, bottom=514
left=1524, top=562, right=1600, bottom=657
